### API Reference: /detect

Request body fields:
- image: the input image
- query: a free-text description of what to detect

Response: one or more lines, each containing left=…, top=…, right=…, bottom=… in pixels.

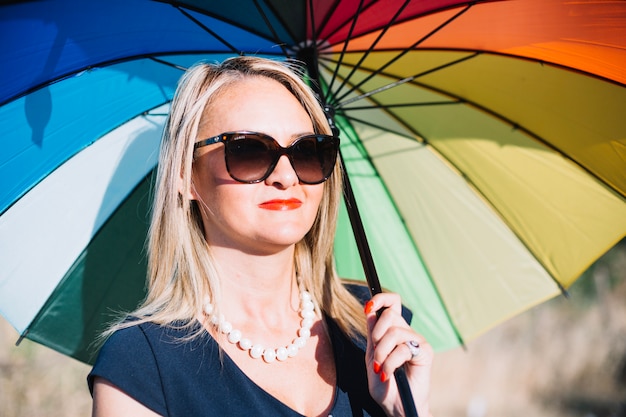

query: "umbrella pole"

left=336, top=149, right=382, bottom=296
left=338, top=149, right=419, bottom=417
left=324, top=106, right=419, bottom=417
left=298, top=46, right=418, bottom=415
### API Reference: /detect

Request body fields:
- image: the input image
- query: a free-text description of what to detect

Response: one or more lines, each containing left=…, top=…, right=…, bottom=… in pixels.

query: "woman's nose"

left=265, top=155, right=299, bottom=188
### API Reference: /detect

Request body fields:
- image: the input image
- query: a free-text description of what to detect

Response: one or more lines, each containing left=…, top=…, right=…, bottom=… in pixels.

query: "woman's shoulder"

left=342, top=279, right=371, bottom=303
left=91, top=319, right=205, bottom=375
left=99, top=319, right=204, bottom=357
left=88, top=319, right=214, bottom=415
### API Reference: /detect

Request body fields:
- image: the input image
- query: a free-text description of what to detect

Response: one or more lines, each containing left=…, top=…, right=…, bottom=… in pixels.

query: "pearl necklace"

left=203, top=289, right=315, bottom=363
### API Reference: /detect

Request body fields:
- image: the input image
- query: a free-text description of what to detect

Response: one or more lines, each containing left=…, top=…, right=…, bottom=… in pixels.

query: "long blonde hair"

left=120, top=56, right=366, bottom=339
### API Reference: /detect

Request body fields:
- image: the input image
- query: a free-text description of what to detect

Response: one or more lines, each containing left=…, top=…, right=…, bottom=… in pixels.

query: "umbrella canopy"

left=1, top=0, right=625, bottom=364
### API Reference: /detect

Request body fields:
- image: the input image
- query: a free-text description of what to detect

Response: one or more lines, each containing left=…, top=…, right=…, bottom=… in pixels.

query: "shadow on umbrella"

left=23, top=128, right=157, bottom=364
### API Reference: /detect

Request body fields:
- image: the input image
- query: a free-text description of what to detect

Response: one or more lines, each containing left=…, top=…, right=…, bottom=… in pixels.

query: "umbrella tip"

left=16, top=329, right=29, bottom=346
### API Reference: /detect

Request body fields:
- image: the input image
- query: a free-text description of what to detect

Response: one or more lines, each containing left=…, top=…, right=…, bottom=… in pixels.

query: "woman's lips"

left=258, top=198, right=303, bottom=211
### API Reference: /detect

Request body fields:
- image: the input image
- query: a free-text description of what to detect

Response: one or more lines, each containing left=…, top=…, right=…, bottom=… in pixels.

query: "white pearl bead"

left=301, top=317, right=314, bottom=329
left=276, top=347, right=288, bottom=361
left=301, top=309, right=315, bottom=319
left=219, top=320, right=232, bottom=334
left=298, top=327, right=311, bottom=338
left=300, top=291, right=311, bottom=302
left=203, top=302, right=214, bottom=315
left=301, top=300, right=315, bottom=312
left=294, top=336, right=306, bottom=348
left=250, top=345, right=264, bottom=359
left=239, top=338, right=252, bottom=350
left=228, top=329, right=242, bottom=344
left=287, top=344, right=298, bottom=357
left=210, top=315, right=220, bottom=325
left=263, top=349, right=276, bottom=363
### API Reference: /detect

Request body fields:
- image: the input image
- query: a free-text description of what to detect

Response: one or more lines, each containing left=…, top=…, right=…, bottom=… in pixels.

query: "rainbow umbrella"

left=1, top=0, right=625, bottom=365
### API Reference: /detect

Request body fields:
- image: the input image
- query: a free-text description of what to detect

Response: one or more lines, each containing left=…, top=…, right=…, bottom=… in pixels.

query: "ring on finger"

left=405, top=340, right=421, bottom=359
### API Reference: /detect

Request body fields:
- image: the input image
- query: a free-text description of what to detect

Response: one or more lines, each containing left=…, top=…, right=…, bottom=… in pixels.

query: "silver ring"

left=405, top=340, right=421, bottom=359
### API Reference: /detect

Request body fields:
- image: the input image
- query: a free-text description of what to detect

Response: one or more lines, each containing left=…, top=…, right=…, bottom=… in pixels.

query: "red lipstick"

left=258, top=198, right=303, bottom=211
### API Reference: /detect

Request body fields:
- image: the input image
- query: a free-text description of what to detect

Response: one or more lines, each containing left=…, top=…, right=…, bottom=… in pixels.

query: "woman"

left=89, top=56, right=433, bottom=417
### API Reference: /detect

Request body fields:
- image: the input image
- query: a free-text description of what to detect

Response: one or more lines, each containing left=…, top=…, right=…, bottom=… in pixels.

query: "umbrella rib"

left=319, top=0, right=381, bottom=45
left=343, top=114, right=422, bottom=142
left=173, top=6, right=242, bottom=54
left=333, top=52, right=478, bottom=107
left=303, top=1, right=344, bottom=62
left=342, top=101, right=433, bottom=148
left=148, top=56, right=190, bottom=72
left=343, top=100, right=460, bottom=110
left=340, top=113, right=417, bottom=141
left=308, top=0, right=319, bottom=50
left=253, top=0, right=291, bottom=57
left=312, top=0, right=343, bottom=43
left=328, top=0, right=412, bottom=106
left=333, top=3, right=473, bottom=104
left=293, top=0, right=325, bottom=102
left=0, top=47, right=292, bottom=106
left=323, top=0, right=366, bottom=105
left=161, top=0, right=299, bottom=46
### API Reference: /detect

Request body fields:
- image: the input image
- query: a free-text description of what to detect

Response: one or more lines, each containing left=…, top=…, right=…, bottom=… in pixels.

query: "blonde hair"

left=117, top=56, right=366, bottom=340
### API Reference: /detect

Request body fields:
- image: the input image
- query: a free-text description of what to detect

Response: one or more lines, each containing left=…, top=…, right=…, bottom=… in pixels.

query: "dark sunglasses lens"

left=225, top=136, right=275, bottom=182
left=291, top=136, right=338, bottom=184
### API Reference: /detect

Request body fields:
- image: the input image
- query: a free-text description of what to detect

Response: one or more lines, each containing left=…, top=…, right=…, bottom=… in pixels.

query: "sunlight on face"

left=191, top=77, right=325, bottom=255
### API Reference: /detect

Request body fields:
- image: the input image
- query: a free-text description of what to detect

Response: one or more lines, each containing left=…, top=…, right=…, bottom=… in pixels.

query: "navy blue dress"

left=88, top=285, right=412, bottom=416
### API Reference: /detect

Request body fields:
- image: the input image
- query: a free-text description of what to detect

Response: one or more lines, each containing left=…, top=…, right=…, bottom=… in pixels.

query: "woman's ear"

left=178, top=174, right=198, bottom=201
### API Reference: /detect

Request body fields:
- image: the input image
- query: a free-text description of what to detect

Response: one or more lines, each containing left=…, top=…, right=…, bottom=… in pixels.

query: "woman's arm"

left=92, top=377, right=162, bottom=417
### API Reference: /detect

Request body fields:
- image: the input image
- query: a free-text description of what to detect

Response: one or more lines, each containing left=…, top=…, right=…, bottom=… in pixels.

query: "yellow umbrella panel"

left=330, top=51, right=626, bottom=350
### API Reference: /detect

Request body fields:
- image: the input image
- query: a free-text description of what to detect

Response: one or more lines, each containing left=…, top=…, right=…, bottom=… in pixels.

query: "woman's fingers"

left=370, top=322, right=427, bottom=381
left=365, top=292, right=409, bottom=356
left=364, top=292, right=434, bottom=416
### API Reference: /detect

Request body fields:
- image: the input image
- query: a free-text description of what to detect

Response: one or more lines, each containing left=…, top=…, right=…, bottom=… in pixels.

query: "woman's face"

left=191, top=77, right=325, bottom=255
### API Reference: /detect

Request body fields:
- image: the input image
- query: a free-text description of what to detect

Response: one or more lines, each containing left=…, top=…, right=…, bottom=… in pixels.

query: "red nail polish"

left=364, top=300, right=374, bottom=314
left=373, top=361, right=381, bottom=374
left=380, top=371, right=388, bottom=383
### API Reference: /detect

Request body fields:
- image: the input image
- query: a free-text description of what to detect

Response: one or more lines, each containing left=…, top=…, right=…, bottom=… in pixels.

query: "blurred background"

left=1, top=238, right=624, bottom=417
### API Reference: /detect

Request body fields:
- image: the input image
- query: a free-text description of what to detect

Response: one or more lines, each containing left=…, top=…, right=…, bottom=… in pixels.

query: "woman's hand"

left=364, top=293, right=434, bottom=417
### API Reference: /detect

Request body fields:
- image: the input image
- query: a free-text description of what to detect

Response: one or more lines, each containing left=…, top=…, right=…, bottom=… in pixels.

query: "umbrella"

left=1, top=0, right=626, bottom=367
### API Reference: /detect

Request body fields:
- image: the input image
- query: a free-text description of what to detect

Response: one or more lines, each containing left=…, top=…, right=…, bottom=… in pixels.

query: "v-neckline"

left=205, top=317, right=339, bottom=417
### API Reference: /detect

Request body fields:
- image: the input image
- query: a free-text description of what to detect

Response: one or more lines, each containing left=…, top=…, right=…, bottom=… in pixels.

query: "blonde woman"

left=89, top=56, right=433, bottom=417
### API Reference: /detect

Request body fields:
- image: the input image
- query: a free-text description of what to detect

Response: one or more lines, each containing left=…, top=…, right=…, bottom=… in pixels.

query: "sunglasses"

left=194, top=131, right=339, bottom=184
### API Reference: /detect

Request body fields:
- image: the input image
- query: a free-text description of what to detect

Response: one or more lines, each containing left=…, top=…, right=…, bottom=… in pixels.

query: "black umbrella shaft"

left=339, top=153, right=419, bottom=417
left=298, top=46, right=418, bottom=417
left=338, top=151, right=382, bottom=295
